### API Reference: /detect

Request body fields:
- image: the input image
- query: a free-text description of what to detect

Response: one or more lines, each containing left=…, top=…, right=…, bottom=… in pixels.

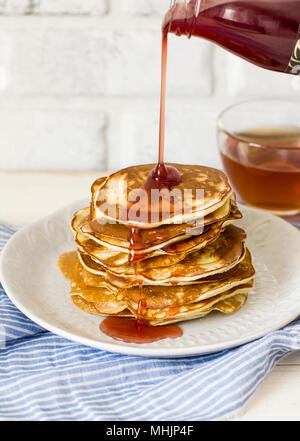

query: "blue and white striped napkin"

left=1, top=223, right=300, bottom=421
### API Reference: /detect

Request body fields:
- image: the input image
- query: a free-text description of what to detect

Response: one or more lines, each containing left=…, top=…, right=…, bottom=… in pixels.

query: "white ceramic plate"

left=1, top=200, right=300, bottom=358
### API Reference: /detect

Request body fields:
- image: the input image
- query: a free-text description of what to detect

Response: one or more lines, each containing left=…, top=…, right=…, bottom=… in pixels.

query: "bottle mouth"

left=162, top=0, right=202, bottom=38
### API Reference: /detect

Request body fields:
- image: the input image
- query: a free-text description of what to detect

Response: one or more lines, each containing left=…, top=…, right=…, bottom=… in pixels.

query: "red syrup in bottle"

left=163, top=0, right=300, bottom=74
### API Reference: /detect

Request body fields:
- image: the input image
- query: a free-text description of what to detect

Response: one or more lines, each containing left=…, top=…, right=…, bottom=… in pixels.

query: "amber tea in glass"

left=218, top=100, right=300, bottom=215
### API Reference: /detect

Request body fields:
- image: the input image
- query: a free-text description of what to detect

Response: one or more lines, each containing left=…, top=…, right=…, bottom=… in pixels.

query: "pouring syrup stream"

left=100, top=30, right=183, bottom=343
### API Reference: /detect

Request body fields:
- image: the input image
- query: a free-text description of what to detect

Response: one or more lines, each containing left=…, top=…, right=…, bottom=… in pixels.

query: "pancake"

left=59, top=251, right=117, bottom=292
left=77, top=251, right=107, bottom=277
left=73, top=211, right=244, bottom=275
left=72, top=296, right=132, bottom=317
left=61, top=251, right=253, bottom=326
left=72, top=286, right=251, bottom=326
left=72, top=207, right=166, bottom=265
left=116, top=249, right=254, bottom=309
left=90, top=176, right=107, bottom=220
left=83, top=197, right=239, bottom=250
left=73, top=219, right=237, bottom=270
left=59, top=252, right=127, bottom=315
left=80, top=247, right=253, bottom=298
left=91, top=164, right=233, bottom=228
left=83, top=225, right=246, bottom=287
left=76, top=200, right=242, bottom=257
left=149, top=288, right=250, bottom=326
left=137, top=225, right=246, bottom=284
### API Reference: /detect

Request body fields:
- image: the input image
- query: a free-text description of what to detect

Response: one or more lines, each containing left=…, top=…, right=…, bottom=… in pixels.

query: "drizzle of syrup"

left=145, top=32, right=182, bottom=193
left=100, top=30, right=183, bottom=344
left=171, top=279, right=180, bottom=287
left=129, top=227, right=147, bottom=263
left=137, top=295, right=147, bottom=325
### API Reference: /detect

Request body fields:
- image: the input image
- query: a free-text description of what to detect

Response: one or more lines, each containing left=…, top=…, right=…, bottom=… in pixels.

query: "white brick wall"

left=0, top=1, right=108, bottom=15
left=0, top=1, right=31, bottom=15
left=0, top=1, right=297, bottom=171
left=2, top=29, right=112, bottom=95
left=34, top=1, right=108, bottom=15
left=116, top=0, right=170, bottom=16
left=0, top=29, right=212, bottom=96
left=108, top=104, right=223, bottom=171
left=226, top=53, right=297, bottom=97
left=106, top=33, right=213, bottom=96
left=0, top=108, right=107, bottom=170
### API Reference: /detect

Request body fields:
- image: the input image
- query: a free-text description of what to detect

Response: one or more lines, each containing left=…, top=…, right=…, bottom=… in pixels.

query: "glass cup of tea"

left=217, top=99, right=300, bottom=216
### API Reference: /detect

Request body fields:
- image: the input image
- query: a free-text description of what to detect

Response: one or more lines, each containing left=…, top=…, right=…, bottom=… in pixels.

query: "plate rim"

left=1, top=201, right=300, bottom=358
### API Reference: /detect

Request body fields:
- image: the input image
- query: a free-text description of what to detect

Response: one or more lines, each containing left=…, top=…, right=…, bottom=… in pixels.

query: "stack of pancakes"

left=62, top=164, right=255, bottom=326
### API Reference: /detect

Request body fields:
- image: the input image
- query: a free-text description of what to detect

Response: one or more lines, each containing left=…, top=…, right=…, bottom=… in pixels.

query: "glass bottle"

left=163, top=0, right=300, bottom=74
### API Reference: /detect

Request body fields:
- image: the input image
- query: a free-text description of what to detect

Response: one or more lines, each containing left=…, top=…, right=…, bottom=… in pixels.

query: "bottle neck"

left=162, top=0, right=194, bottom=37
left=162, top=0, right=207, bottom=37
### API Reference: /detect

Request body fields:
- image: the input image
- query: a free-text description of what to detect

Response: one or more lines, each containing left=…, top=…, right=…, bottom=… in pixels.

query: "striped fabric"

left=1, top=224, right=300, bottom=421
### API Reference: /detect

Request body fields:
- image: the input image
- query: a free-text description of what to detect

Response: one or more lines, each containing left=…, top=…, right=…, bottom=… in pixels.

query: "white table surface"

left=1, top=170, right=300, bottom=421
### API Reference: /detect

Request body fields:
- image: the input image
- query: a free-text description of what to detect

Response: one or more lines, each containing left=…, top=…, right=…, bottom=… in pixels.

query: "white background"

left=1, top=2, right=300, bottom=420
left=0, top=0, right=298, bottom=172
